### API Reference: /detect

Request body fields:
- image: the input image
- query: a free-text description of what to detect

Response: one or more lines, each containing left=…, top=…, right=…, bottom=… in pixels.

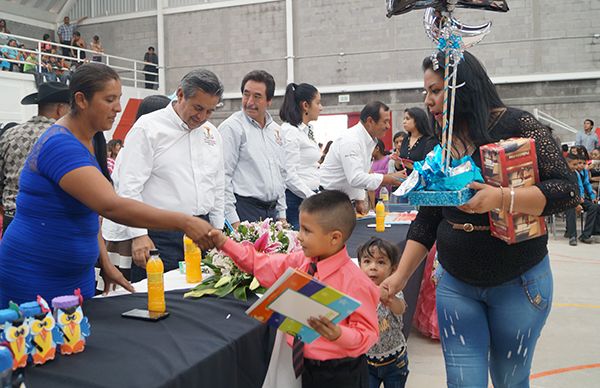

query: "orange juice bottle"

left=147, top=249, right=165, bottom=313
left=375, top=201, right=385, bottom=232
left=183, top=235, right=202, bottom=283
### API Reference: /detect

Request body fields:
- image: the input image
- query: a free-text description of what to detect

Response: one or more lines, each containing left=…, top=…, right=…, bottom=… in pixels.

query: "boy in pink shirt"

left=209, top=190, right=379, bottom=388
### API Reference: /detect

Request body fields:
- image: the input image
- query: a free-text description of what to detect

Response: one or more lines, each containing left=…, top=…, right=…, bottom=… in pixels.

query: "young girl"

left=357, top=238, right=409, bottom=388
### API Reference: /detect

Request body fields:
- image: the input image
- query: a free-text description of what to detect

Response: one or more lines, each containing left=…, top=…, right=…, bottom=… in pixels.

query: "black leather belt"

left=234, top=194, right=277, bottom=210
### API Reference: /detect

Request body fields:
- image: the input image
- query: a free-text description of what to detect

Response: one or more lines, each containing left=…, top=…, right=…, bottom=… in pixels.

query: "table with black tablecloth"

left=346, top=217, right=426, bottom=339
left=24, top=215, right=423, bottom=388
left=25, top=290, right=273, bottom=388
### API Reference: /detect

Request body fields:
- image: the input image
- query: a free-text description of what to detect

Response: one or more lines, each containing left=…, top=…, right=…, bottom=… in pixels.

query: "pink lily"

left=254, top=232, right=270, bottom=252
left=264, top=241, right=283, bottom=254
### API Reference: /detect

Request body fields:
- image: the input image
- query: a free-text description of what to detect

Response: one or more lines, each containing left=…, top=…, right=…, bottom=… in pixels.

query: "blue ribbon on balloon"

left=403, top=145, right=483, bottom=194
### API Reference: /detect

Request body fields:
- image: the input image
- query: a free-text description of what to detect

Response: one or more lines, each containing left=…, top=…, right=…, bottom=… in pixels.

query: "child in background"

left=208, top=190, right=379, bottom=388
left=357, top=238, right=409, bottom=388
left=575, top=150, right=600, bottom=243
left=565, top=151, right=599, bottom=245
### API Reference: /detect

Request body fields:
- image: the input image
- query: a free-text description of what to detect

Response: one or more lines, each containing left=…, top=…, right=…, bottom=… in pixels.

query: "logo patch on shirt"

left=203, top=126, right=217, bottom=146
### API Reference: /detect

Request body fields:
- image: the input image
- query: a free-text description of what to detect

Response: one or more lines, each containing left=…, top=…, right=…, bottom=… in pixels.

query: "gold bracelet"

left=509, top=187, right=515, bottom=214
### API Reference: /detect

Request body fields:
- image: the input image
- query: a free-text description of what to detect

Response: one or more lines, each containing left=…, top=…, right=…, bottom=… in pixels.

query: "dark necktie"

left=307, top=124, right=316, bottom=143
left=292, top=261, right=317, bottom=378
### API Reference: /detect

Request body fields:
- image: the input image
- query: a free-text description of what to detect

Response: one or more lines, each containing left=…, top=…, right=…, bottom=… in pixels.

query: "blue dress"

left=0, top=125, right=101, bottom=306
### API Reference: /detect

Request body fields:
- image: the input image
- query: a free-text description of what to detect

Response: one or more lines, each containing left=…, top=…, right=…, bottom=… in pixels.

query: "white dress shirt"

left=219, top=110, right=286, bottom=224
left=319, top=122, right=383, bottom=201
left=281, top=122, right=320, bottom=198
left=102, top=102, right=225, bottom=241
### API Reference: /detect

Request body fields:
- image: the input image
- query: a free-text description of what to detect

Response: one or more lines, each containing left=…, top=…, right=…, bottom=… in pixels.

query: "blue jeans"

left=368, top=350, right=409, bottom=388
left=285, top=189, right=303, bottom=231
left=435, top=256, right=552, bottom=388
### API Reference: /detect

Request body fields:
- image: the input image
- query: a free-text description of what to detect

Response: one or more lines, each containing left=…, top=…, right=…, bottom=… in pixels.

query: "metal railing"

left=0, top=32, right=159, bottom=89
left=532, top=108, right=578, bottom=134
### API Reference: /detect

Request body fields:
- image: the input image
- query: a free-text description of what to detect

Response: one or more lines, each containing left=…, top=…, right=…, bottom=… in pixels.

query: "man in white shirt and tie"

left=111, top=69, right=225, bottom=281
left=319, top=101, right=407, bottom=214
left=219, top=70, right=287, bottom=228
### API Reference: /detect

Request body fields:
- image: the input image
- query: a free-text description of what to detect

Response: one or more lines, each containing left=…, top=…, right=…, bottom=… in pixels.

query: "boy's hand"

left=307, top=316, right=341, bottom=342
left=207, top=229, right=228, bottom=249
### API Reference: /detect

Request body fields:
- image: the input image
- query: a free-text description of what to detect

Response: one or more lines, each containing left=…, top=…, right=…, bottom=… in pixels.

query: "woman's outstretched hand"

left=379, top=271, right=405, bottom=307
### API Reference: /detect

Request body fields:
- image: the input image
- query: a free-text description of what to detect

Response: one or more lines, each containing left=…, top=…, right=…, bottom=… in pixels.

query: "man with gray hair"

left=110, top=69, right=224, bottom=281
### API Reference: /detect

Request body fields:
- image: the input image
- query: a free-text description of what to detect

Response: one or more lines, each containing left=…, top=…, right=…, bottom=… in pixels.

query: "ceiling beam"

left=0, top=9, right=55, bottom=30
left=56, top=0, right=77, bottom=22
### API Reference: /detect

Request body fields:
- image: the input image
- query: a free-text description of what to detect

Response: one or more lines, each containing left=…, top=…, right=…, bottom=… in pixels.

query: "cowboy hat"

left=21, top=82, right=70, bottom=105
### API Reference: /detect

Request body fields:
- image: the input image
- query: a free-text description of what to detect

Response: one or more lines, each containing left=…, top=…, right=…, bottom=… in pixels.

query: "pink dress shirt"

left=220, top=239, right=379, bottom=361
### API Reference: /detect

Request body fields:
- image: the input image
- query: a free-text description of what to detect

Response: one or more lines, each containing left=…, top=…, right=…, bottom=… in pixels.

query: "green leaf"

left=214, top=275, right=232, bottom=288
left=184, top=287, right=218, bottom=298
left=254, top=286, right=267, bottom=295
left=233, top=285, right=248, bottom=301
left=213, top=281, right=238, bottom=297
left=249, top=277, right=260, bottom=291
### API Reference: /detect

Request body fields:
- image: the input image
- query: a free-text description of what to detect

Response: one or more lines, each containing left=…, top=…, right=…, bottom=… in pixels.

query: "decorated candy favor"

left=394, top=145, right=482, bottom=206
left=0, top=303, right=30, bottom=370
left=21, top=297, right=62, bottom=365
left=51, top=290, right=90, bottom=355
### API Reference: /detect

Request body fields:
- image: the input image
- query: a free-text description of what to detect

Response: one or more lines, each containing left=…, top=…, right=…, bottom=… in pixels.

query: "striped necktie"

left=292, top=261, right=317, bottom=378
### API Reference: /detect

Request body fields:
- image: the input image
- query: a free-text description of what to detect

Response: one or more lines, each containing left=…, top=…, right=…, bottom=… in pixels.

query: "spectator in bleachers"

left=576, top=119, right=599, bottom=154
left=90, top=35, right=103, bottom=62
left=0, top=39, right=18, bottom=72
left=71, top=31, right=86, bottom=63
left=16, top=43, right=26, bottom=72
left=57, top=15, right=88, bottom=57
left=0, top=19, right=10, bottom=46
left=23, top=51, right=37, bottom=74
left=143, top=46, right=158, bottom=89
left=41, top=33, right=54, bottom=53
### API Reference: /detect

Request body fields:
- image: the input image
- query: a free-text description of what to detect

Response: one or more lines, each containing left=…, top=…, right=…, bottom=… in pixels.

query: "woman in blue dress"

left=0, top=63, right=215, bottom=306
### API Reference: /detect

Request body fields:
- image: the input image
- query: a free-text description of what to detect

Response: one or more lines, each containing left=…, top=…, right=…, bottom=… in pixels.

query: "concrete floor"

left=406, top=230, right=600, bottom=387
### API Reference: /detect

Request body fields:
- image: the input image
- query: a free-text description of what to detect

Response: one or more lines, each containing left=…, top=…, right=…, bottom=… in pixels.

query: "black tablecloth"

left=346, top=219, right=425, bottom=339
left=25, top=290, right=273, bottom=388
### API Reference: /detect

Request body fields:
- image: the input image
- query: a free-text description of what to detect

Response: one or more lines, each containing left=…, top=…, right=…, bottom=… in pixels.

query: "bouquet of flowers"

left=184, top=219, right=301, bottom=301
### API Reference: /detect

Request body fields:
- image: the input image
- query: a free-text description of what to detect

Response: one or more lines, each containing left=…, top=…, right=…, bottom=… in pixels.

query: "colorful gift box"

left=480, top=138, right=547, bottom=244
left=407, top=186, right=474, bottom=206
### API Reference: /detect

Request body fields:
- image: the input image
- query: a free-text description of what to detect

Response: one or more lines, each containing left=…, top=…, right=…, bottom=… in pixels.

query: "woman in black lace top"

left=381, top=51, right=579, bottom=388
left=393, top=107, right=438, bottom=174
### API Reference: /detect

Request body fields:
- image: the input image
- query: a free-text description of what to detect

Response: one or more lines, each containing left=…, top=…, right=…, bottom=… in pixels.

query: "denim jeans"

left=368, top=350, right=409, bottom=388
left=285, top=189, right=303, bottom=231
left=435, top=256, right=552, bottom=388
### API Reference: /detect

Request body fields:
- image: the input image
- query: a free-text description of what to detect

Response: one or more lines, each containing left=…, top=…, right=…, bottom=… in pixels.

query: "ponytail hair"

left=279, top=82, right=319, bottom=126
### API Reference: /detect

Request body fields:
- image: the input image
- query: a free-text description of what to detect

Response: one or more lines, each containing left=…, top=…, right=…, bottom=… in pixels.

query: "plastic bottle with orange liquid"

left=147, top=249, right=165, bottom=313
left=183, top=235, right=202, bottom=283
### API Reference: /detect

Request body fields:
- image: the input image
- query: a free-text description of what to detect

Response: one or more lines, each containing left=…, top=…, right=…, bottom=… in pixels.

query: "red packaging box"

left=480, top=138, right=547, bottom=244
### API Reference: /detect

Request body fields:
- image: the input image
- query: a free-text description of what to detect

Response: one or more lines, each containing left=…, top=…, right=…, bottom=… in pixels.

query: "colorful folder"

left=245, top=268, right=361, bottom=344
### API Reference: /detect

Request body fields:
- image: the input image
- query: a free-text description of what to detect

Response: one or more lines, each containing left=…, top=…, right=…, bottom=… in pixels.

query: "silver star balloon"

left=423, top=7, right=492, bottom=50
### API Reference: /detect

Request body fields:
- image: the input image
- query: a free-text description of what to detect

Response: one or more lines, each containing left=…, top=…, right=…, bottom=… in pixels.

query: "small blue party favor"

left=394, top=145, right=482, bottom=206
left=407, top=186, right=474, bottom=206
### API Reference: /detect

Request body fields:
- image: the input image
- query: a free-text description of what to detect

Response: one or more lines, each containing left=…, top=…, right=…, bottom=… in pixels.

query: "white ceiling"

left=0, top=0, right=75, bottom=27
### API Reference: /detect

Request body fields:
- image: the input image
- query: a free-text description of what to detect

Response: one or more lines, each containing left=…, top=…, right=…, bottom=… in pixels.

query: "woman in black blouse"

left=392, top=107, right=437, bottom=174
left=381, top=51, right=579, bottom=387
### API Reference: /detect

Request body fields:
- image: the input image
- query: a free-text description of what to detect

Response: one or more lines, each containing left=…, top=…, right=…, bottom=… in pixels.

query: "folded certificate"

left=245, top=268, right=361, bottom=344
